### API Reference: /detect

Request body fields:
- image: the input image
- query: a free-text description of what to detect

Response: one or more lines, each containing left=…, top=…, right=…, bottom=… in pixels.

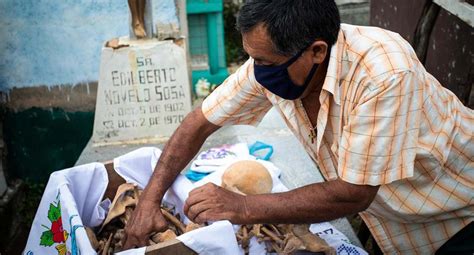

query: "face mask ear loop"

left=302, top=64, right=319, bottom=86
left=254, top=46, right=308, bottom=69
left=281, top=48, right=307, bottom=68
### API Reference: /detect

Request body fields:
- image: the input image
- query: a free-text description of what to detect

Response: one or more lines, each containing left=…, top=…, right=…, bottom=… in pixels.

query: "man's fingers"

left=184, top=190, right=208, bottom=215
left=186, top=200, right=212, bottom=222
left=123, top=235, right=148, bottom=250
left=121, top=233, right=129, bottom=249
left=136, top=237, right=148, bottom=248
left=122, top=224, right=149, bottom=250
left=122, top=235, right=136, bottom=250
left=188, top=183, right=216, bottom=197
left=122, top=225, right=134, bottom=249
left=188, top=185, right=207, bottom=198
left=154, top=214, right=169, bottom=232
left=193, top=207, right=214, bottom=224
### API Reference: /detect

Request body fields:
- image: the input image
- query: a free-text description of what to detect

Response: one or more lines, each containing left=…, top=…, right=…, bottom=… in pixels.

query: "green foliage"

left=19, top=180, right=46, bottom=227
left=223, top=0, right=248, bottom=64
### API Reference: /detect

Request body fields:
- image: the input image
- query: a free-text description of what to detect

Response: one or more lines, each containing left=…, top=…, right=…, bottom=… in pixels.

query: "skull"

left=221, top=160, right=273, bottom=195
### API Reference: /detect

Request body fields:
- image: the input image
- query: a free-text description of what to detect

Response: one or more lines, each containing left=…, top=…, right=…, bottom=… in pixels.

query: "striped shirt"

left=202, top=24, right=474, bottom=254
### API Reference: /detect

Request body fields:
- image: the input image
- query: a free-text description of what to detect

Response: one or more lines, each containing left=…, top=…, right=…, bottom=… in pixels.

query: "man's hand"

left=184, top=183, right=248, bottom=224
left=120, top=108, right=220, bottom=249
left=122, top=199, right=168, bottom=249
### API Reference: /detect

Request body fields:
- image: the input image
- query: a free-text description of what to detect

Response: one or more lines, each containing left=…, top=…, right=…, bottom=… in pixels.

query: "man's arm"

left=122, top=107, right=220, bottom=249
left=184, top=179, right=379, bottom=224
left=245, top=179, right=379, bottom=224
left=142, top=107, right=220, bottom=204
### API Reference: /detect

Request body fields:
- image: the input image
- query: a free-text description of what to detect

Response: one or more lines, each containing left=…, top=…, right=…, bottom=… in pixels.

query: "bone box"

left=103, top=161, right=197, bottom=255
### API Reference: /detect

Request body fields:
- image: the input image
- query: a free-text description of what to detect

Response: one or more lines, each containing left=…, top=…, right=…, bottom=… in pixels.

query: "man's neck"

left=302, top=54, right=330, bottom=100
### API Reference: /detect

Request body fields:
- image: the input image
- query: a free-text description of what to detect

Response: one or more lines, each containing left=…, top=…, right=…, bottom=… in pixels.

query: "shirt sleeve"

left=338, top=71, right=423, bottom=186
left=202, top=59, right=272, bottom=126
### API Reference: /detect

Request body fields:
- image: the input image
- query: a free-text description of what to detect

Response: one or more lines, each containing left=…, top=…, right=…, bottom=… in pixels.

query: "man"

left=123, top=0, right=474, bottom=253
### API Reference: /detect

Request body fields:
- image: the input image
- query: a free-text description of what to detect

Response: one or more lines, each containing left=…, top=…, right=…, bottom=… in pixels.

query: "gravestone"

left=92, top=38, right=192, bottom=145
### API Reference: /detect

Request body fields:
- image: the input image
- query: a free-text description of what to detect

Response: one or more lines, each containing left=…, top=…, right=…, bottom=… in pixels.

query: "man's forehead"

left=242, top=24, right=276, bottom=60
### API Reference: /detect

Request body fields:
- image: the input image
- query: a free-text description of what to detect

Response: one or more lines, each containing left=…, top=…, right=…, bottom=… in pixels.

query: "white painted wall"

left=0, top=0, right=179, bottom=91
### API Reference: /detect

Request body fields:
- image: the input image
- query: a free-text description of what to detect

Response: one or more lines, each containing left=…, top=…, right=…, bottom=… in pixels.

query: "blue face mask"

left=254, top=48, right=318, bottom=100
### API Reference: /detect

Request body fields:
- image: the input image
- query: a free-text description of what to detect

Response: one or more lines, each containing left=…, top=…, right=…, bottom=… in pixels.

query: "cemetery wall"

left=0, top=0, right=179, bottom=181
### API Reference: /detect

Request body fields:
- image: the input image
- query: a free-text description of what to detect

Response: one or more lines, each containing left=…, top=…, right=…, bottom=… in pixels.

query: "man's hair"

left=236, top=0, right=341, bottom=56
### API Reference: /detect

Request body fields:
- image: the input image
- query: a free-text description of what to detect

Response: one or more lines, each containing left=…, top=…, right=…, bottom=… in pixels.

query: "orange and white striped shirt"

left=202, top=24, right=474, bottom=254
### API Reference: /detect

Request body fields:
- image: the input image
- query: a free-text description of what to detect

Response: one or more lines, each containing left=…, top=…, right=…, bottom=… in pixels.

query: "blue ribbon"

left=249, top=141, right=273, bottom=160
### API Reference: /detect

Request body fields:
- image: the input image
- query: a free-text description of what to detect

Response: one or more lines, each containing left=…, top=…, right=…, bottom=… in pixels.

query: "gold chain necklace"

left=300, top=100, right=317, bottom=144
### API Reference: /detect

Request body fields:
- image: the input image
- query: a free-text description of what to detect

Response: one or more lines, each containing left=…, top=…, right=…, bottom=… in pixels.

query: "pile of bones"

left=87, top=160, right=335, bottom=255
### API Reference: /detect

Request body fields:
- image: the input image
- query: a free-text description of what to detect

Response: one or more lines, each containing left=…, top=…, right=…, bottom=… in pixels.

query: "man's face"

left=242, top=23, right=316, bottom=87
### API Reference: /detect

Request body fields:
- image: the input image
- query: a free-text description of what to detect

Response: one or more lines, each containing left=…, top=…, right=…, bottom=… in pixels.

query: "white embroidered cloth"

left=24, top=147, right=366, bottom=255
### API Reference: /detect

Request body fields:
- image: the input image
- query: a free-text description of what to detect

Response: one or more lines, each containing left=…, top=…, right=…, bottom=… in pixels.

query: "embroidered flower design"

left=39, top=201, right=69, bottom=255
left=51, top=217, right=65, bottom=243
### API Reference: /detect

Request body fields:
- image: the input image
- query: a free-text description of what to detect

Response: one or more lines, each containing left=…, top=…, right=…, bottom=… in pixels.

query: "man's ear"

left=309, top=40, right=328, bottom=64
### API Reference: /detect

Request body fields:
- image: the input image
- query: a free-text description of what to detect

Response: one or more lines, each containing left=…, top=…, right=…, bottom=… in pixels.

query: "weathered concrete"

left=433, top=0, right=474, bottom=27
left=6, top=83, right=98, bottom=112
left=0, top=120, right=6, bottom=196
left=338, top=0, right=370, bottom=26
left=0, top=1, right=187, bottom=183
left=0, top=82, right=97, bottom=182
left=0, top=180, right=26, bottom=255
left=4, top=108, right=94, bottom=182
left=0, top=97, right=6, bottom=202
left=0, top=0, right=179, bottom=91
left=92, top=39, right=192, bottom=145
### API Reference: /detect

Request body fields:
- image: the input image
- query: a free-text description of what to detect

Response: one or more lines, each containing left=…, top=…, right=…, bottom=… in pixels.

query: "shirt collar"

left=321, top=27, right=346, bottom=105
